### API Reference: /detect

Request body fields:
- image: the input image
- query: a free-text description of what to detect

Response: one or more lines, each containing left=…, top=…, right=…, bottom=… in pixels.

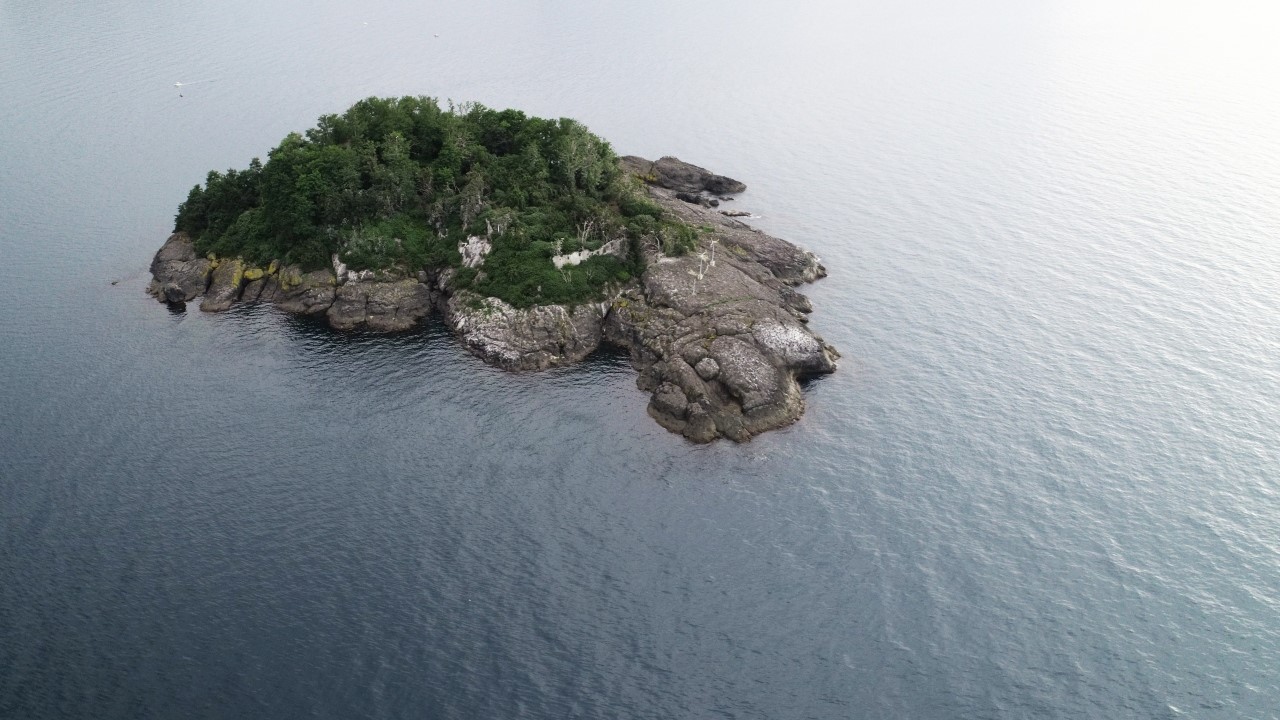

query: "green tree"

left=172, top=96, right=693, bottom=307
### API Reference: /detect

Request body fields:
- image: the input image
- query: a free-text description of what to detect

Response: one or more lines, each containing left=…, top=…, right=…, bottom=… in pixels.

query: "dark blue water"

left=3, top=0, right=1278, bottom=717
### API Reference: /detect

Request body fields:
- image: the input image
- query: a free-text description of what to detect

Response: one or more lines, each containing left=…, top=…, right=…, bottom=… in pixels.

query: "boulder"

left=257, top=276, right=283, bottom=304
left=708, top=335, right=783, bottom=412
left=653, top=156, right=747, bottom=194
left=201, top=258, right=245, bottom=312
left=676, top=191, right=708, bottom=206
left=240, top=278, right=265, bottom=303
left=651, top=382, right=689, bottom=418
left=683, top=404, right=719, bottom=443
left=146, top=233, right=211, bottom=303
left=161, top=283, right=188, bottom=304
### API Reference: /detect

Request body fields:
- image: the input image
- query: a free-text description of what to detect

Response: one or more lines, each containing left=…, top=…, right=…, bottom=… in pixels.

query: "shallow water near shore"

left=3, top=0, right=1279, bottom=718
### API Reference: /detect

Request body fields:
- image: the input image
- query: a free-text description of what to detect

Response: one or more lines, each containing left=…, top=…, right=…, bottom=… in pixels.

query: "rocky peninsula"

left=149, top=99, right=837, bottom=442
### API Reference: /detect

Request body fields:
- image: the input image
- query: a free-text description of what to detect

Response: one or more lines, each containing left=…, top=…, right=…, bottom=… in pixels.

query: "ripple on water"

left=2, top=0, right=1280, bottom=717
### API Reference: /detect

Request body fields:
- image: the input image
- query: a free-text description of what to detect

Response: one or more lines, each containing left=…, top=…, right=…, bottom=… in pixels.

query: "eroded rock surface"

left=623, top=155, right=748, bottom=195
left=440, top=282, right=608, bottom=371
left=603, top=247, right=837, bottom=442
left=328, top=279, right=432, bottom=332
left=273, top=267, right=338, bottom=316
left=603, top=160, right=837, bottom=441
left=147, top=156, right=838, bottom=441
left=201, top=258, right=245, bottom=312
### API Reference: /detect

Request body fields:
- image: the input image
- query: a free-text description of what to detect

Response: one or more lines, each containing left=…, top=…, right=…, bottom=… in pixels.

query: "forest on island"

left=174, top=96, right=698, bottom=307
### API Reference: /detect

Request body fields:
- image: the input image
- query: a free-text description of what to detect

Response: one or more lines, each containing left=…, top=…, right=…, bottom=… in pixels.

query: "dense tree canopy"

left=174, top=97, right=695, bottom=307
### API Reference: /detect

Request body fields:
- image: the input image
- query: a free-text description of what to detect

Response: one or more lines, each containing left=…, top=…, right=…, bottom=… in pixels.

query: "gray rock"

left=752, top=320, right=836, bottom=375
left=146, top=233, right=211, bottom=303
left=161, top=283, right=188, bottom=304
left=599, top=156, right=840, bottom=442
left=327, top=280, right=432, bottom=332
left=621, top=155, right=748, bottom=195
left=675, top=191, right=716, bottom=207
left=651, top=382, right=689, bottom=418
left=257, top=276, right=282, bottom=304
left=695, top=357, right=720, bottom=380
left=201, top=258, right=245, bottom=312
left=145, top=155, right=837, bottom=443
left=149, top=233, right=195, bottom=268
left=241, top=278, right=265, bottom=303
left=649, top=192, right=826, bottom=285
left=684, top=404, right=719, bottom=443
left=274, top=267, right=337, bottom=315
left=708, top=335, right=781, bottom=412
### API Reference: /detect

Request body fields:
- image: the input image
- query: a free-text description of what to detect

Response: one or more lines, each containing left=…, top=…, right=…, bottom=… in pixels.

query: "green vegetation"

left=175, top=96, right=697, bottom=307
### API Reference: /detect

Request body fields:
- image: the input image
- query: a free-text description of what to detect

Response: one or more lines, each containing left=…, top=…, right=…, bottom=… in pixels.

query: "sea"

left=1, top=0, right=1278, bottom=718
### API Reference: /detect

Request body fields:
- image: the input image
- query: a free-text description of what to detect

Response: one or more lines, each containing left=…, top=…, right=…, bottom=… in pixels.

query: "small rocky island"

left=149, top=98, right=838, bottom=442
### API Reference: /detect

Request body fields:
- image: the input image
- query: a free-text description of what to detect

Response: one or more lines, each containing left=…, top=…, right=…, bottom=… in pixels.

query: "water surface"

left=2, top=1, right=1278, bottom=717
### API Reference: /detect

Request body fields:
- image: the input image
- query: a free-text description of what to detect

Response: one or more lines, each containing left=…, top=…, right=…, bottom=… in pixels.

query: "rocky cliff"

left=148, top=156, right=839, bottom=442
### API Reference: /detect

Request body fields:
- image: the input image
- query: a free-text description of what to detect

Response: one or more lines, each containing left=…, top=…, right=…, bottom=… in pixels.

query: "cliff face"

left=147, top=156, right=838, bottom=442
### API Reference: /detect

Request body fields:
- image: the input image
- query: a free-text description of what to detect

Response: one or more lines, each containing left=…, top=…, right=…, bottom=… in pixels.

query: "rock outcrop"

left=328, top=279, right=432, bottom=332
left=600, top=185, right=838, bottom=442
left=147, top=234, right=211, bottom=303
left=201, top=257, right=246, bottom=312
left=147, top=156, right=837, bottom=442
left=439, top=283, right=608, bottom=371
left=625, top=155, right=748, bottom=195
left=273, top=267, right=338, bottom=316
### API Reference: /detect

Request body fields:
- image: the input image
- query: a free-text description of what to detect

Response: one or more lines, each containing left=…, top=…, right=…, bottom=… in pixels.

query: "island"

left=148, top=97, right=839, bottom=442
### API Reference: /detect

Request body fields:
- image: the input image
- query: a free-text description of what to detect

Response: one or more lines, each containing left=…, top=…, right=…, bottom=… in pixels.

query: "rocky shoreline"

left=148, top=156, right=839, bottom=442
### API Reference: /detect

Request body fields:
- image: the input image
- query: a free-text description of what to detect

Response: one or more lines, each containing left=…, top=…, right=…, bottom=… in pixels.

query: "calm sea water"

left=2, top=1, right=1278, bottom=718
